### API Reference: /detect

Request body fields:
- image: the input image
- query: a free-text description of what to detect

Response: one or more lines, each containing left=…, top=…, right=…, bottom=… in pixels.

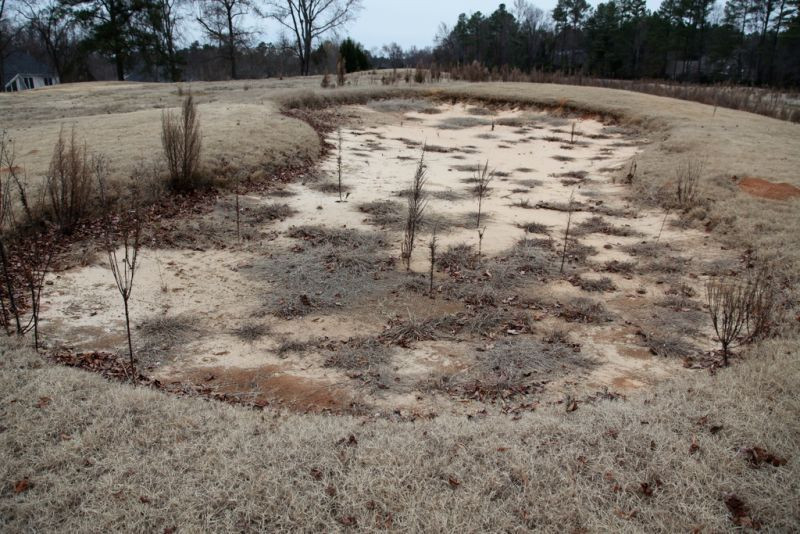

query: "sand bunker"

left=41, top=101, right=735, bottom=415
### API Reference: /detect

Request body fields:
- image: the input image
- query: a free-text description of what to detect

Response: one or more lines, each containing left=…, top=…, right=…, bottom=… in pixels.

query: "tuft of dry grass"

left=251, top=202, right=297, bottom=223
left=232, top=322, right=270, bottom=343
left=560, top=297, right=612, bottom=323
left=136, top=313, right=200, bottom=363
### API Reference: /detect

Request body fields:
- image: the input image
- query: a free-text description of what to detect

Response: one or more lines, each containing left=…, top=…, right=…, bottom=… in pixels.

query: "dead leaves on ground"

left=724, top=493, right=761, bottom=529
left=737, top=446, right=787, bottom=468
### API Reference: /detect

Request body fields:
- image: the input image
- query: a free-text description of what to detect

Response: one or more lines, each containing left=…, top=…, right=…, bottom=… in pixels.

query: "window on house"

left=44, top=77, right=52, bottom=86
left=24, top=77, right=34, bottom=89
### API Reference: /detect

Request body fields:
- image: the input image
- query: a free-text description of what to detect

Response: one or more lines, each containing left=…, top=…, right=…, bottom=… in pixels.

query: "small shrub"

left=162, top=95, right=203, bottom=192
left=45, top=127, right=94, bottom=234
left=675, top=159, right=702, bottom=209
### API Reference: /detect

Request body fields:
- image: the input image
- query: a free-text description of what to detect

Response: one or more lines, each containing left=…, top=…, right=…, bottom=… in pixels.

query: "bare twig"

left=560, top=189, right=576, bottom=274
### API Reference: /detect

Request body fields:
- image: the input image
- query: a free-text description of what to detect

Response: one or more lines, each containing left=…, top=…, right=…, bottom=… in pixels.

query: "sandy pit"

left=41, top=101, right=737, bottom=416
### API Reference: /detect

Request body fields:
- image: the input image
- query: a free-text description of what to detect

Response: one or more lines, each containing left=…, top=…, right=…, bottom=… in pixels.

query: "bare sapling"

left=705, top=277, right=751, bottom=366
left=675, top=158, right=702, bottom=208
left=428, top=225, right=438, bottom=297
left=45, top=126, right=94, bottom=234
left=99, top=168, right=143, bottom=381
left=560, top=189, right=576, bottom=274
left=0, top=132, right=53, bottom=349
left=655, top=209, right=670, bottom=245
left=336, top=128, right=347, bottom=202
left=401, top=146, right=428, bottom=270
left=337, top=55, right=346, bottom=86
left=473, top=161, right=494, bottom=256
left=623, top=159, right=637, bottom=185
left=235, top=182, right=241, bottom=242
left=162, top=95, right=202, bottom=192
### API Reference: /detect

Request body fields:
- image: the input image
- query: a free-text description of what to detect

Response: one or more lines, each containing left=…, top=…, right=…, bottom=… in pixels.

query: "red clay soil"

left=739, top=177, right=800, bottom=200
left=179, top=365, right=359, bottom=414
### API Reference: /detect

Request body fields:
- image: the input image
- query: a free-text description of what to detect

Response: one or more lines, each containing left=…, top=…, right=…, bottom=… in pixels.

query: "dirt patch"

left=738, top=177, right=800, bottom=200
left=178, top=365, right=360, bottom=414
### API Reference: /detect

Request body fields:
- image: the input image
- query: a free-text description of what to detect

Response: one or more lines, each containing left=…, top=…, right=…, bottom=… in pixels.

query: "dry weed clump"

left=137, top=314, right=201, bottom=361
left=571, top=275, right=616, bottom=293
left=560, top=297, right=612, bottom=323
left=469, top=337, right=592, bottom=395
left=251, top=202, right=297, bottom=223
left=231, top=322, right=270, bottom=343
left=357, top=199, right=404, bottom=227
left=323, top=337, right=392, bottom=371
left=265, top=226, right=393, bottom=318
left=674, top=159, right=703, bottom=209
left=161, top=95, right=203, bottom=192
left=573, top=215, right=640, bottom=237
left=44, top=127, right=95, bottom=234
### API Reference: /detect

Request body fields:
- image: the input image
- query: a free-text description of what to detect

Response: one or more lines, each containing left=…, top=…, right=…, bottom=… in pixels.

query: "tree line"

left=1, top=0, right=798, bottom=88
left=0, top=0, right=364, bottom=86
left=434, top=0, right=799, bottom=86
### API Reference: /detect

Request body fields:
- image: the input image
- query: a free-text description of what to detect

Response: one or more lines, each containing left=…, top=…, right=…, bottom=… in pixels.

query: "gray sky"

left=329, top=0, right=665, bottom=51
left=191, top=0, right=664, bottom=52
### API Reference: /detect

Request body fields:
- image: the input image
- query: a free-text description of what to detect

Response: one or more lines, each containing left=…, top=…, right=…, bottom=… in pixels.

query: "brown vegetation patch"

left=738, top=177, right=800, bottom=201
left=180, top=365, right=358, bottom=414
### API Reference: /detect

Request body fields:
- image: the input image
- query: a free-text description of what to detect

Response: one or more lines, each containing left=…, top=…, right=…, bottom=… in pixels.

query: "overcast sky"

left=190, top=0, right=665, bottom=52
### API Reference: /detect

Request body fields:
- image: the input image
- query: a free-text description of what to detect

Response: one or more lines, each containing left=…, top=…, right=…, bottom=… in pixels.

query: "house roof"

left=2, top=51, right=55, bottom=80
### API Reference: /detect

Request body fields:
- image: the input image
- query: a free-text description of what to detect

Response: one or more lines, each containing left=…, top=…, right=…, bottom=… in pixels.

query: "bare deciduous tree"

left=196, top=0, right=256, bottom=79
left=265, top=0, right=363, bottom=76
left=401, top=146, right=427, bottom=270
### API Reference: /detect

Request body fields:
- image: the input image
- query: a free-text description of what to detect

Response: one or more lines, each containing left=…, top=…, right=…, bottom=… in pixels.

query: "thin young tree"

left=336, top=127, right=345, bottom=202
left=0, top=131, right=53, bottom=349
left=265, top=0, right=363, bottom=75
left=401, top=146, right=427, bottom=270
left=473, top=161, right=493, bottom=255
left=560, top=189, right=576, bottom=273
left=99, top=167, right=143, bottom=380
left=428, top=224, right=437, bottom=297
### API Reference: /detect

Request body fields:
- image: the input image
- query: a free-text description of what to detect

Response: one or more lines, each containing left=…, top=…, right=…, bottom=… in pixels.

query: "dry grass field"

left=1, top=77, right=798, bottom=532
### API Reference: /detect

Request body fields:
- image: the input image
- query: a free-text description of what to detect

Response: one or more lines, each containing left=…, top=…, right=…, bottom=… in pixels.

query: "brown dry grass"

left=2, top=77, right=800, bottom=532
left=1, top=337, right=797, bottom=531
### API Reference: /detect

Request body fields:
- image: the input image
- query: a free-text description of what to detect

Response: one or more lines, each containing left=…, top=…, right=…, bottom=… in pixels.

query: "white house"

left=3, top=52, right=59, bottom=92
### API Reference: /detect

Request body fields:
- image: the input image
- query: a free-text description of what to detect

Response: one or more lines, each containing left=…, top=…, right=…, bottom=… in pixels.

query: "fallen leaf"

left=310, top=468, right=323, bottom=481
left=338, top=515, right=357, bottom=527
left=35, top=396, right=51, bottom=408
left=689, top=435, right=700, bottom=454
left=724, top=493, right=760, bottom=528
left=13, top=479, right=31, bottom=494
left=448, top=476, right=461, bottom=488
